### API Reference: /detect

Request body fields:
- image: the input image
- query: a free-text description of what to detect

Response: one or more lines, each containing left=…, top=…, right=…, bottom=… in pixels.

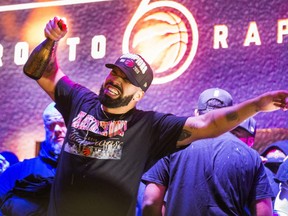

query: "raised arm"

left=177, top=90, right=288, bottom=147
left=23, top=16, right=68, bottom=100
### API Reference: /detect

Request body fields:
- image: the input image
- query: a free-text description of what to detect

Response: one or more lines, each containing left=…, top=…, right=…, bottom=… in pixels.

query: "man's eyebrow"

left=117, top=70, right=128, bottom=79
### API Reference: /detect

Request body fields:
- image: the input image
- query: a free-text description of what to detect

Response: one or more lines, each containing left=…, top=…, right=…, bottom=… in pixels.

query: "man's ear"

left=133, top=90, right=144, bottom=102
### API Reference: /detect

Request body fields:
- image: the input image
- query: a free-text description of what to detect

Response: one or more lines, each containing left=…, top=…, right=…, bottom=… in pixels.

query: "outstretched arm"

left=177, top=90, right=288, bottom=147
left=23, top=16, right=68, bottom=100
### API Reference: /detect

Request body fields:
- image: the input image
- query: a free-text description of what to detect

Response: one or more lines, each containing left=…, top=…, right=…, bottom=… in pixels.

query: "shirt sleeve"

left=54, top=76, right=98, bottom=123
left=148, top=113, right=187, bottom=163
left=252, top=156, right=275, bottom=201
left=142, top=156, right=170, bottom=187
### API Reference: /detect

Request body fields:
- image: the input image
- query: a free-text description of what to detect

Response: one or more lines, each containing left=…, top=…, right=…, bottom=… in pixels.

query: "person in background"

left=0, top=154, right=10, bottom=175
left=230, top=117, right=256, bottom=148
left=274, top=155, right=288, bottom=216
left=0, top=151, right=19, bottom=175
left=261, top=140, right=288, bottom=175
left=0, top=102, right=66, bottom=216
left=260, top=140, right=288, bottom=201
left=231, top=117, right=281, bottom=206
left=23, top=16, right=288, bottom=216
left=141, top=88, right=274, bottom=216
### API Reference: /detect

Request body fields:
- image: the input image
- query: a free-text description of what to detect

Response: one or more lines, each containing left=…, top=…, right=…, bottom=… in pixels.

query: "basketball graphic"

left=123, top=0, right=199, bottom=84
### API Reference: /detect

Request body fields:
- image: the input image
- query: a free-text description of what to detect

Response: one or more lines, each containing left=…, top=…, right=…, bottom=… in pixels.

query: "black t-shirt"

left=48, top=76, right=187, bottom=216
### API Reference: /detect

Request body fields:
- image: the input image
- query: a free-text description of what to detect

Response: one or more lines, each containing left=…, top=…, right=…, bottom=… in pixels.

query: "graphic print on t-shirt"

left=64, top=111, right=128, bottom=159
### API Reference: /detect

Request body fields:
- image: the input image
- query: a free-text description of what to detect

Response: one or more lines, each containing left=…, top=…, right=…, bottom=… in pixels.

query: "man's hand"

left=255, top=90, right=288, bottom=112
left=45, top=16, right=68, bottom=41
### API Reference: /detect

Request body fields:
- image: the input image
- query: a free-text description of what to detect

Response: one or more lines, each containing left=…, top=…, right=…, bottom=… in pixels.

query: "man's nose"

left=54, top=124, right=62, bottom=132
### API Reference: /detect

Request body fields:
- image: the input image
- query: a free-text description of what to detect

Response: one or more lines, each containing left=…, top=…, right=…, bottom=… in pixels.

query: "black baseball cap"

left=105, top=53, right=154, bottom=92
left=237, top=117, right=257, bottom=137
left=261, top=140, right=288, bottom=164
left=197, top=88, right=233, bottom=111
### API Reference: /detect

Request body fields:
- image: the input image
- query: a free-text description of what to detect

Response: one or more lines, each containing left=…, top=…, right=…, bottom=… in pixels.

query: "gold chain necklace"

left=101, top=105, right=126, bottom=120
left=101, top=105, right=110, bottom=119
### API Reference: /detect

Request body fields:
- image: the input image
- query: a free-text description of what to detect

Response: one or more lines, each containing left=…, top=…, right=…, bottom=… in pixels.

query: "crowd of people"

left=0, top=16, right=287, bottom=216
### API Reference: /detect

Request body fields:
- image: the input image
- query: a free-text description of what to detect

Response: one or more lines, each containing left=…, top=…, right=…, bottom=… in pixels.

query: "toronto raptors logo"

left=123, top=0, right=199, bottom=84
left=124, top=59, right=135, bottom=68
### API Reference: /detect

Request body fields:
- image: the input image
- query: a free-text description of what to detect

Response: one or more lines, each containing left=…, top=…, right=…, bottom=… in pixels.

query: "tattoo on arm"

left=178, top=119, right=201, bottom=142
left=45, top=49, right=58, bottom=75
left=178, top=129, right=191, bottom=141
left=226, top=111, right=239, bottom=122
left=46, top=60, right=57, bottom=74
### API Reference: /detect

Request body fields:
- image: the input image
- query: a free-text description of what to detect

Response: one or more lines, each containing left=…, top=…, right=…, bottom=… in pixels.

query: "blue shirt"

left=142, top=132, right=273, bottom=216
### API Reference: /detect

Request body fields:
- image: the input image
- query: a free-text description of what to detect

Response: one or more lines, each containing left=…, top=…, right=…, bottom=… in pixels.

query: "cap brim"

left=105, top=63, right=140, bottom=88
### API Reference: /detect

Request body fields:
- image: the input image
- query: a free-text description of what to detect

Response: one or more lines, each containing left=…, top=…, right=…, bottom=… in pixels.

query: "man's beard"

left=51, top=142, right=62, bottom=155
left=98, top=85, right=134, bottom=108
left=45, top=137, right=63, bottom=156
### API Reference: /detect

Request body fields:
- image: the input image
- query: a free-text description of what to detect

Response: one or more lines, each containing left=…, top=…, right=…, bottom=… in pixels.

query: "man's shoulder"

left=132, top=109, right=168, bottom=121
left=211, top=133, right=260, bottom=157
left=5, top=157, right=42, bottom=172
left=217, top=132, right=250, bottom=145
